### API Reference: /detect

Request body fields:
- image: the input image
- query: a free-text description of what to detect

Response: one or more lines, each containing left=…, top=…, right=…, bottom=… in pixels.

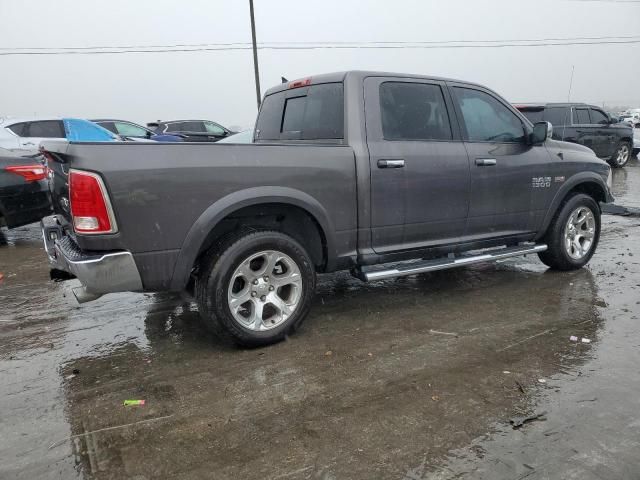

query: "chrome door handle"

left=475, top=158, right=497, bottom=166
left=23, top=142, right=36, bottom=146
left=378, top=159, right=405, bottom=168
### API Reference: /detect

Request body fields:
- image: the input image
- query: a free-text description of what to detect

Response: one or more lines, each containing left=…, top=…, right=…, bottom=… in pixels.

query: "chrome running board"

left=357, top=244, right=548, bottom=282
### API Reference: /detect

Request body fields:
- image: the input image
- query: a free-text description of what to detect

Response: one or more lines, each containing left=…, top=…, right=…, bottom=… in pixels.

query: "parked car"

left=0, top=147, right=51, bottom=230
left=42, top=71, right=612, bottom=347
left=0, top=118, right=117, bottom=155
left=515, top=103, right=634, bottom=168
left=619, top=109, right=640, bottom=126
left=147, top=120, right=234, bottom=142
left=634, top=124, right=640, bottom=157
left=91, top=119, right=183, bottom=142
left=217, top=129, right=254, bottom=144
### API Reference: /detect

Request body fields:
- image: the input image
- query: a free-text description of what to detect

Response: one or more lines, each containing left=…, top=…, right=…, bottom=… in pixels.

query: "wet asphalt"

left=1, top=159, right=639, bottom=480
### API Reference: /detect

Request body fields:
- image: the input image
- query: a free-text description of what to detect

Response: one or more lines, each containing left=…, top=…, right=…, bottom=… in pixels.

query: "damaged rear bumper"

left=41, top=216, right=143, bottom=303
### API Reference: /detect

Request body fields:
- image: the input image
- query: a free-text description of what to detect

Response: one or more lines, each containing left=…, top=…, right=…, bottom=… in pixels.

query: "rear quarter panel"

left=53, top=142, right=357, bottom=271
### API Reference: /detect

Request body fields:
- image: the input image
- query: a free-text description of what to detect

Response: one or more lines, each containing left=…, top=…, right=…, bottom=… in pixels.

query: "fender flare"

left=169, top=186, right=336, bottom=290
left=534, top=171, right=609, bottom=241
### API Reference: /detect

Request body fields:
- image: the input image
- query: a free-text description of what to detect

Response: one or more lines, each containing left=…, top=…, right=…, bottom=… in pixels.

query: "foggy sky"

left=1, top=0, right=639, bottom=129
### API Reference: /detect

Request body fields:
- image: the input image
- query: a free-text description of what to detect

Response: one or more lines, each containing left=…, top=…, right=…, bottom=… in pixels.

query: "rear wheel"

left=196, top=230, right=316, bottom=347
left=538, top=193, right=600, bottom=271
left=608, top=141, right=631, bottom=168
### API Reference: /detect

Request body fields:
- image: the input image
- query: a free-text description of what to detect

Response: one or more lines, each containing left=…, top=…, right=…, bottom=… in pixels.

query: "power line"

left=1, top=39, right=639, bottom=56
left=2, top=35, right=639, bottom=51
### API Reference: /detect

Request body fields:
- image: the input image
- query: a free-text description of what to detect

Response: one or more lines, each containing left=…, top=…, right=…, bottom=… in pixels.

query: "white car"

left=620, top=110, right=640, bottom=126
left=0, top=117, right=118, bottom=155
left=0, top=118, right=67, bottom=155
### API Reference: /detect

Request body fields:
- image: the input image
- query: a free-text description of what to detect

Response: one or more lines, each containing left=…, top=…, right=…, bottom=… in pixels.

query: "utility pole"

left=249, top=0, right=261, bottom=109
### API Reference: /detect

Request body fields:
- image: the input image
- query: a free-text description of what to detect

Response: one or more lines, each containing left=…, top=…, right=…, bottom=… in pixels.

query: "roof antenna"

left=561, top=65, right=575, bottom=141
left=281, top=77, right=288, bottom=84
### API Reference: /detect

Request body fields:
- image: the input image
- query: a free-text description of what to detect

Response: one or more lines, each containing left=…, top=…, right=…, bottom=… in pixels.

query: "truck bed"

left=44, top=141, right=358, bottom=290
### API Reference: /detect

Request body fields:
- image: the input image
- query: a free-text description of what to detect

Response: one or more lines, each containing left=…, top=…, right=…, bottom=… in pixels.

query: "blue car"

left=92, top=119, right=183, bottom=142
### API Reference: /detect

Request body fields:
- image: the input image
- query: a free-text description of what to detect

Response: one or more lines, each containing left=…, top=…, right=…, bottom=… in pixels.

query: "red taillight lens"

left=69, top=169, right=116, bottom=234
left=288, top=77, right=312, bottom=89
left=5, top=165, right=47, bottom=182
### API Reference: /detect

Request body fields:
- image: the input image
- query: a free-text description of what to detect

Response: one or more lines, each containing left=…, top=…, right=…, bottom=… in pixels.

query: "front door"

left=364, top=77, right=470, bottom=254
left=449, top=85, right=553, bottom=240
left=589, top=107, right=616, bottom=158
left=572, top=107, right=604, bottom=156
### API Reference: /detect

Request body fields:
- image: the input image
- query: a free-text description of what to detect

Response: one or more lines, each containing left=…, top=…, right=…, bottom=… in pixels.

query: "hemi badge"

left=554, top=176, right=565, bottom=183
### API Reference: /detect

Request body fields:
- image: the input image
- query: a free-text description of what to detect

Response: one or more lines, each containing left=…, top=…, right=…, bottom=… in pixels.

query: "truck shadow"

left=57, top=262, right=603, bottom=479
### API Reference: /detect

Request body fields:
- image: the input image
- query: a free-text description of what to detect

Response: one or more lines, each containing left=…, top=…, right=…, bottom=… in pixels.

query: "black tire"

left=608, top=141, right=632, bottom=168
left=195, top=230, right=316, bottom=347
left=538, top=193, right=600, bottom=271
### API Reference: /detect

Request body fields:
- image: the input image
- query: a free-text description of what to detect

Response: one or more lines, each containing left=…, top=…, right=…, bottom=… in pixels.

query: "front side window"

left=590, top=109, right=609, bottom=125
left=380, top=82, right=452, bottom=141
left=453, top=87, right=525, bottom=143
left=115, top=122, right=148, bottom=137
left=204, top=122, right=225, bottom=135
left=574, top=108, right=591, bottom=125
left=28, top=120, right=65, bottom=138
left=544, top=107, right=571, bottom=126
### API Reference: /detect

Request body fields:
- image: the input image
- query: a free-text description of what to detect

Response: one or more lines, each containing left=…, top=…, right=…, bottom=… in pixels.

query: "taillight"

left=5, top=165, right=47, bottom=182
left=69, top=169, right=117, bottom=234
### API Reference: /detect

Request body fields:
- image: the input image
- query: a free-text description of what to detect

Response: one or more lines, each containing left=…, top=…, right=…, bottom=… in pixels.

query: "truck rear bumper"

left=41, top=216, right=143, bottom=303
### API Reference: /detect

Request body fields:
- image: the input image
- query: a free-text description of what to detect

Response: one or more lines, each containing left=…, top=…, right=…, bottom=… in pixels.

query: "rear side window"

left=169, top=121, right=205, bottom=132
left=28, top=120, right=65, bottom=138
left=256, top=83, right=344, bottom=141
left=380, top=82, right=452, bottom=141
left=574, top=108, right=591, bottom=125
left=7, top=122, right=28, bottom=136
left=544, top=107, right=570, bottom=126
left=453, top=87, right=525, bottom=143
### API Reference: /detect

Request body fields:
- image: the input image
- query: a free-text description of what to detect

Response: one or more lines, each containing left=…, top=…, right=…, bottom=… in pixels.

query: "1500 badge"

left=532, top=176, right=551, bottom=188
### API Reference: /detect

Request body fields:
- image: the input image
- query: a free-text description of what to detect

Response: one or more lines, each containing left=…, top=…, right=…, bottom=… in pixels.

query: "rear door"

left=450, top=85, right=552, bottom=239
left=364, top=77, right=470, bottom=254
left=572, top=107, right=603, bottom=156
left=166, top=121, right=207, bottom=141
left=589, top=108, right=616, bottom=157
left=22, top=121, right=65, bottom=152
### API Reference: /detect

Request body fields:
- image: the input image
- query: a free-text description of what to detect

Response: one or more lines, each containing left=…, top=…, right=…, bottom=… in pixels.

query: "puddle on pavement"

left=0, top=157, right=639, bottom=479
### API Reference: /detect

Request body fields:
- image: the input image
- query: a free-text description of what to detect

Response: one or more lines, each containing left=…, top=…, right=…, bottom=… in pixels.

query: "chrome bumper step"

left=356, top=244, right=548, bottom=282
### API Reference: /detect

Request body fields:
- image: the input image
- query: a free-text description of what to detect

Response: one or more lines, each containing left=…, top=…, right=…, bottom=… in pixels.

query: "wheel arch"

left=169, top=187, right=336, bottom=291
left=535, top=172, right=608, bottom=242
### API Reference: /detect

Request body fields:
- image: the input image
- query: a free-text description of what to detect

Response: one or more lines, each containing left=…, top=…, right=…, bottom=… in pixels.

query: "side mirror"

left=608, top=117, right=618, bottom=124
left=531, top=121, right=552, bottom=144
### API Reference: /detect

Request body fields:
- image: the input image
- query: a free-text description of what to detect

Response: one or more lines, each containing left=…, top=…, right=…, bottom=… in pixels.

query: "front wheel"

left=538, top=193, right=601, bottom=271
left=608, top=141, right=631, bottom=168
left=196, top=230, right=316, bottom=347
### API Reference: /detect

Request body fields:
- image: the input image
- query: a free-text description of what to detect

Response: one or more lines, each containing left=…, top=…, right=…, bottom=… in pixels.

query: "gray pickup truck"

left=42, top=71, right=613, bottom=346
